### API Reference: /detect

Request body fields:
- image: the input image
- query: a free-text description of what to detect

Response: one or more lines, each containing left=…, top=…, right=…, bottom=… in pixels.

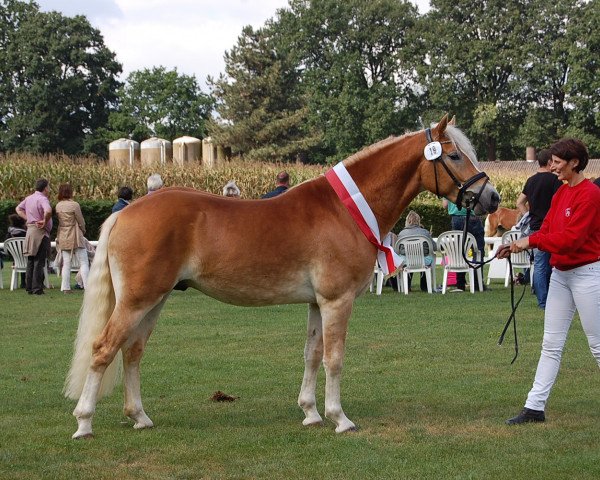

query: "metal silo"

left=108, top=138, right=140, bottom=167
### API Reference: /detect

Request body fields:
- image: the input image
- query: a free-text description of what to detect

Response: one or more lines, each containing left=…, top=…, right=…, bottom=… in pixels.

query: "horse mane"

left=343, top=124, right=479, bottom=168
left=445, top=125, right=480, bottom=167
left=344, top=131, right=418, bottom=166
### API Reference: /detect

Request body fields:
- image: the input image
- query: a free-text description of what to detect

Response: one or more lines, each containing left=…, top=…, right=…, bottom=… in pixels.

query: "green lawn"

left=1, top=265, right=599, bottom=479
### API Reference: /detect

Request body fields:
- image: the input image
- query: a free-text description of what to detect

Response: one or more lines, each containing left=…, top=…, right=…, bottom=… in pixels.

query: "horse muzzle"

left=467, top=183, right=500, bottom=215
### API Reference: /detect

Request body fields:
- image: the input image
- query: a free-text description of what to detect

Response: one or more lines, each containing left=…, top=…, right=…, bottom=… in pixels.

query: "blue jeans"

left=533, top=249, right=552, bottom=309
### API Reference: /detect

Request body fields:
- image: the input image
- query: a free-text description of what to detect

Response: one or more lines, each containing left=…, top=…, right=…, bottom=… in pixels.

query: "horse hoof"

left=335, top=422, right=357, bottom=433
left=73, top=432, right=94, bottom=440
left=303, top=420, right=324, bottom=427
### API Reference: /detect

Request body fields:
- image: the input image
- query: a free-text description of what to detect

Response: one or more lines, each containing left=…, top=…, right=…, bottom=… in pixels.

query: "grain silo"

left=108, top=138, right=140, bottom=167
left=173, top=136, right=201, bottom=165
left=202, top=137, right=217, bottom=168
left=141, top=137, right=172, bottom=166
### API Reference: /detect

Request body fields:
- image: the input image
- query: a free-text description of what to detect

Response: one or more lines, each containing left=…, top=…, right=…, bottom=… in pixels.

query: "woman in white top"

left=55, top=183, right=89, bottom=293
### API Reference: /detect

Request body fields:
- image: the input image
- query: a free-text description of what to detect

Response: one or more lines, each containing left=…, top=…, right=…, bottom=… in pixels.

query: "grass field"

left=1, top=267, right=600, bottom=479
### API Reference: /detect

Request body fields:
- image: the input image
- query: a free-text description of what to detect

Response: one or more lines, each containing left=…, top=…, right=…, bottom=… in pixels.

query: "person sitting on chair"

left=261, top=171, right=289, bottom=198
left=146, top=174, right=164, bottom=195
left=112, top=186, right=133, bottom=213
left=222, top=180, right=241, bottom=198
left=395, top=210, right=436, bottom=291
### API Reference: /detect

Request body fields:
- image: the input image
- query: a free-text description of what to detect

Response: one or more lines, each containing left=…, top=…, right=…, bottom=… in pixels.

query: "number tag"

left=424, top=141, right=442, bottom=160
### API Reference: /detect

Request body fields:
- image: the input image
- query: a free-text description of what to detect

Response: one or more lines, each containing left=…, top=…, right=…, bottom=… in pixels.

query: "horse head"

left=420, top=114, right=500, bottom=215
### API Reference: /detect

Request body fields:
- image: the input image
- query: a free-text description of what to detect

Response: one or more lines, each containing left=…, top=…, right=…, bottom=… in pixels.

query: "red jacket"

left=529, top=179, right=600, bottom=271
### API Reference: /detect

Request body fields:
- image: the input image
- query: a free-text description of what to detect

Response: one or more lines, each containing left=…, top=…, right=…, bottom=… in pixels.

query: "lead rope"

left=459, top=208, right=531, bottom=364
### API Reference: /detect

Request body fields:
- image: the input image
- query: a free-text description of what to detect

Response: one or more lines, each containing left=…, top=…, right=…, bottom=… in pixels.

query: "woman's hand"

left=496, top=237, right=530, bottom=259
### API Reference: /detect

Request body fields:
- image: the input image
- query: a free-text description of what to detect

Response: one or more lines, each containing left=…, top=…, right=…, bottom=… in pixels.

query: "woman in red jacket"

left=499, top=138, right=600, bottom=425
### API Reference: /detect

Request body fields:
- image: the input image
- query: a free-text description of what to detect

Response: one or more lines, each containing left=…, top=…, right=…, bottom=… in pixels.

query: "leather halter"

left=425, top=128, right=489, bottom=210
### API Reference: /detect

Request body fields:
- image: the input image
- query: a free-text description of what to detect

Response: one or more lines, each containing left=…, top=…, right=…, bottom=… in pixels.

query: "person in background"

left=499, top=138, right=600, bottom=425
left=442, top=198, right=485, bottom=292
left=395, top=210, right=436, bottom=292
left=16, top=178, right=52, bottom=295
left=147, top=174, right=164, bottom=194
left=55, top=183, right=89, bottom=293
left=4, top=213, right=27, bottom=287
left=261, top=171, right=289, bottom=198
left=516, top=148, right=563, bottom=309
left=223, top=180, right=241, bottom=198
left=112, top=186, right=133, bottom=213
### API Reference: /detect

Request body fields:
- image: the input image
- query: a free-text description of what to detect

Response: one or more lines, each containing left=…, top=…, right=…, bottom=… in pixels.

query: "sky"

left=35, top=0, right=430, bottom=91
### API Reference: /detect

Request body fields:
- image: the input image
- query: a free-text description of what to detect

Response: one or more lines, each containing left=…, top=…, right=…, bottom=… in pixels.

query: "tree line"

left=1, top=0, right=598, bottom=163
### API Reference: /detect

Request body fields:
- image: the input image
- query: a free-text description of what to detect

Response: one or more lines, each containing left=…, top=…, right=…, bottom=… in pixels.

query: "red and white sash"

left=325, top=162, right=400, bottom=275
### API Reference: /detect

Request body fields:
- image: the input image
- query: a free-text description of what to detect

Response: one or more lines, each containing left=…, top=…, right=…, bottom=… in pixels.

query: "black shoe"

left=32, top=290, right=45, bottom=295
left=505, top=408, right=545, bottom=425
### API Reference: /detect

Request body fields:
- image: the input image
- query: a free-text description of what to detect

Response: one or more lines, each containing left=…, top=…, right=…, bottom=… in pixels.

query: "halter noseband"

left=424, top=128, right=489, bottom=211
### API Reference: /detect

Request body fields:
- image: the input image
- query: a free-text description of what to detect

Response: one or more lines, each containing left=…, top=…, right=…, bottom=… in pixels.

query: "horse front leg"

left=298, top=303, right=324, bottom=426
left=320, top=297, right=356, bottom=433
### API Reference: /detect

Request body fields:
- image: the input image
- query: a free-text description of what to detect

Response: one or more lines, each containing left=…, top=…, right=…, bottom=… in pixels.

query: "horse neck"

left=344, top=134, right=424, bottom=235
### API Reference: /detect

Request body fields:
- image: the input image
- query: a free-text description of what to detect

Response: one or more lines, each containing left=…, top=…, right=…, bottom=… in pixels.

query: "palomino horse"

left=484, top=206, right=521, bottom=237
left=64, top=115, right=500, bottom=438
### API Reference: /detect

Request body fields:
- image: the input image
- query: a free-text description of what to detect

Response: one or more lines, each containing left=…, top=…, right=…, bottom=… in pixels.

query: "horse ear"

left=448, top=115, right=456, bottom=126
left=436, top=114, right=449, bottom=133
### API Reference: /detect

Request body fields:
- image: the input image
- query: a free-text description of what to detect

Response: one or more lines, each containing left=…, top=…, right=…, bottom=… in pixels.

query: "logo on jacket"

left=565, top=208, right=571, bottom=217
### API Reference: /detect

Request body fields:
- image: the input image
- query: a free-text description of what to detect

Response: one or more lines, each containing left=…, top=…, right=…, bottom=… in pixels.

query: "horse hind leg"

left=72, top=299, right=165, bottom=439
left=122, top=296, right=168, bottom=430
left=298, top=303, right=324, bottom=426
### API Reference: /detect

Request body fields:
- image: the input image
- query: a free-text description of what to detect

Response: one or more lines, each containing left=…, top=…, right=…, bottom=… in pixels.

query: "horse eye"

left=448, top=152, right=461, bottom=161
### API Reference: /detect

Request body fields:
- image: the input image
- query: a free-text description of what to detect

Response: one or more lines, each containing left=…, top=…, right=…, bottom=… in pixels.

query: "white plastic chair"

left=55, top=249, right=81, bottom=277
left=394, top=235, right=435, bottom=294
left=3, top=238, right=50, bottom=291
left=437, top=230, right=483, bottom=294
left=370, top=262, right=385, bottom=295
left=501, top=230, right=533, bottom=287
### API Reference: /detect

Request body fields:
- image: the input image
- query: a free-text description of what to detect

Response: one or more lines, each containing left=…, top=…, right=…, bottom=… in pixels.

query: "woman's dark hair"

left=58, top=183, right=73, bottom=201
left=118, top=186, right=133, bottom=201
left=8, top=213, right=25, bottom=228
left=549, top=138, right=589, bottom=172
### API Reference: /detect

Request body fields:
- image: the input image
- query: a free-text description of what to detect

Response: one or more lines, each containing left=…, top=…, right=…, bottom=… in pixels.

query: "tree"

left=208, top=23, right=318, bottom=162
left=104, top=67, right=213, bottom=144
left=413, top=0, right=531, bottom=161
left=560, top=0, right=600, bottom=155
left=0, top=0, right=122, bottom=156
left=512, top=0, right=599, bottom=154
left=282, top=0, right=422, bottom=163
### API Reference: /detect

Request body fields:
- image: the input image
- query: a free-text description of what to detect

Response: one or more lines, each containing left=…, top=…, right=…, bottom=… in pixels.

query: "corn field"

left=0, top=154, right=325, bottom=201
left=0, top=153, right=572, bottom=207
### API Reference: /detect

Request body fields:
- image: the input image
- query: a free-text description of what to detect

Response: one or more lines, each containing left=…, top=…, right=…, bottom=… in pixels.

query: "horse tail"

left=64, top=213, right=121, bottom=400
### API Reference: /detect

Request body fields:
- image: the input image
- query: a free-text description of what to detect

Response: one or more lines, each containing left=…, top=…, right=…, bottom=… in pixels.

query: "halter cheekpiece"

left=424, top=127, right=489, bottom=211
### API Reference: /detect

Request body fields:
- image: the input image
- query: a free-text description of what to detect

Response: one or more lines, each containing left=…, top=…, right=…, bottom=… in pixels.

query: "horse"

left=64, top=115, right=500, bottom=439
left=484, top=206, right=521, bottom=237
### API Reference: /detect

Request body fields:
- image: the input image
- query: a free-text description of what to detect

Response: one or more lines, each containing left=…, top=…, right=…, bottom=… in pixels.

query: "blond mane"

left=344, top=131, right=418, bottom=166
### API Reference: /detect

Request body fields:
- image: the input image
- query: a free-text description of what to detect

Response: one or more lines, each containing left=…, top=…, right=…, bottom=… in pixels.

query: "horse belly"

left=191, top=268, right=317, bottom=307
